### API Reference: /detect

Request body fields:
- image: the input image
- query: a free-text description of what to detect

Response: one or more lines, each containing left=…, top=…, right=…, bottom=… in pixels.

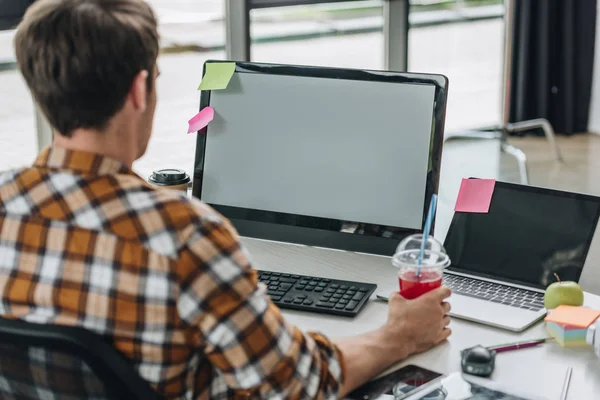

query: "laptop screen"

left=444, top=181, right=600, bottom=290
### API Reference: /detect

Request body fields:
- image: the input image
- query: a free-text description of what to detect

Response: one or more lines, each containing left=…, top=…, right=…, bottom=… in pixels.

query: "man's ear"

left=130, top=70, right=149, bottom=111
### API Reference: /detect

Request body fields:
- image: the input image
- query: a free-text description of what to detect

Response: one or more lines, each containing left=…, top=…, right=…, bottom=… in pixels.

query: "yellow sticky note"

left=197, top=62, right=236, bottom=90
left=544, top=305, right=600, bottom=328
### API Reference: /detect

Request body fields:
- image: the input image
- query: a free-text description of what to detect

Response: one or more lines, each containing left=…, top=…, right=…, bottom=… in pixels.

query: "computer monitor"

left=192, top=61, right=448, bottom=256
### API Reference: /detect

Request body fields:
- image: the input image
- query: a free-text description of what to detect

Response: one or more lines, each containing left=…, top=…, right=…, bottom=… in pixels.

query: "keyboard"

left=443, top=274, right=545, bottom=312
left=257, top=270, right=377, bottom=317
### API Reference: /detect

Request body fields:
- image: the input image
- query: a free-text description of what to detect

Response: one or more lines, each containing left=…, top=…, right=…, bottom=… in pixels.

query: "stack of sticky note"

left=545, top=306, right=600, bottom=347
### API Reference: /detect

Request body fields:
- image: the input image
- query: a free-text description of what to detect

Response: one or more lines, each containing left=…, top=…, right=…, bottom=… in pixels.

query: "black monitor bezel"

left=444, top=179, right=600, bottom=289
left=192, top=61, right=448, bottom=256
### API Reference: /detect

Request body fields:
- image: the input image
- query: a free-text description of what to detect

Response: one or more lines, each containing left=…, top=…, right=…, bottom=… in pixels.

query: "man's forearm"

left=334, top=328, right=411, bottom=398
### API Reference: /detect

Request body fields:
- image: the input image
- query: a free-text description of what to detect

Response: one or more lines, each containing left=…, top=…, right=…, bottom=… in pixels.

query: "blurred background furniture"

left=445, top=0, right=563, bottom=185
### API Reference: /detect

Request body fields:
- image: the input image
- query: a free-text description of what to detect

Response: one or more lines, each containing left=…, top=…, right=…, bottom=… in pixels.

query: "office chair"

left=0, top=317, right=162, bottom=400
left=444, top=0, right=562, bottom=185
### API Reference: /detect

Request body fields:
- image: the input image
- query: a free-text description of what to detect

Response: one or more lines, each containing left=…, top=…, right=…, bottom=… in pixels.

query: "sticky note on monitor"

left=198, top=62, right=236, bottom=90
left=454, top=178, right=496, bottom=213
left=187, top=106, right=214, bottom=134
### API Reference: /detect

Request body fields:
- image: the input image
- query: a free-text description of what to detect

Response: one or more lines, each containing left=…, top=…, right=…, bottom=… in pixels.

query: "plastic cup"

left=392, top=248, right=450, bottom=299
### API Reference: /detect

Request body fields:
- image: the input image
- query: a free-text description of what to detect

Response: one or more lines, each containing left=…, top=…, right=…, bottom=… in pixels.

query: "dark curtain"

left=509, top=0, right=597, bottom=135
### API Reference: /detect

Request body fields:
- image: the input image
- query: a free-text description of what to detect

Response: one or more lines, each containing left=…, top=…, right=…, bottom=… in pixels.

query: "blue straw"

left=417, top=194, right=438, bottom=276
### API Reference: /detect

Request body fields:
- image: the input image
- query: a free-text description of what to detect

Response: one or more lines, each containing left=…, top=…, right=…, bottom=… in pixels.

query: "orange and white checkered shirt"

left=0, top=147, right=345, bottom=399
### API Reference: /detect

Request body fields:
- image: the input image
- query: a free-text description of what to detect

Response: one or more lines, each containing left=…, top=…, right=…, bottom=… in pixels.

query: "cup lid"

left=148, top=169, right=190, bottom=186
left=392, top=248, right=450, bottom=269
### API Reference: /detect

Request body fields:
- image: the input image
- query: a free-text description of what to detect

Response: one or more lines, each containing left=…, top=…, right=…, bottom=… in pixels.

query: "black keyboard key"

left=316, top=301, right=334, bottom=308
left=279, top=278, right=296, bottom=284
left=262, top=272, right=271, bottom=276
left=305, top=287, right=314, bottom=292
left=320, top=296, right=329, bottom=302
left=308, top=281, right=318, bottom=286
left=279, top=283, right=292, bottom=291
left=303, top=299, right=313, bottom=306
left=358, top=288, right=368, bottom=293
left=491, top=298, right=503, bottom=303
left=293, top=298, right=304, bottom=304
left=271, top=273, right=281, bottom=277
left=347, top=291, right=357, bottom=297
left=326, top=288, right=336, bottom=293
left=314, top=287, right=324, bottom=292
left=340, top=285, right=349, bottom=290
left=299, top=280, right=309, bottom=285
left=282, top=274, right=291, bottom=278
left=283, top=297, right=293, bottom=303
left=322, top=279, right=331, bottom=283
left=335, top=304, right=346, bottom=310
left=318, top=282, right=327, bottom=287
left=270, top=295, right=282, bottom=301
left=339, top=299, right=349, bottom=305
left=270, top=276, right=279, bottom=281
left=267, top=290, right=286, bottom=297
left=295, top=285, right=305, bottom=290
left=345, top=300, right=359, bottom=311
left=350, top=286, right=358, bottom=291
left=352, top=292, right=365, bottom=301
left=291, top=275, right=300, bottom=279
left=268, top=285, right=279, bottom=290
left=342, top=295, right=352, bottom=300
left=312, top=277, right=321, bottom=281
left=331, top=284, right=339, bottom=289
left=296, top=294, right=307, bottom=299
left=336, top=289, right=345, bottom=294
left=332, top=294, right=342, bottom=299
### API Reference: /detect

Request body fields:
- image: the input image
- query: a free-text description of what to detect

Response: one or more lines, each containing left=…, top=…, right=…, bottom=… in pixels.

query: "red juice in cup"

left=392, top=245, right=450, bottom=299
left=398, top=270, right=443, bottom=300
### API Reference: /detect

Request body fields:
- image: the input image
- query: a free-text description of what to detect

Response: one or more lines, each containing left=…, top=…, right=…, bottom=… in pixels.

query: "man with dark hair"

left=0, top=0, right=451, bottom=398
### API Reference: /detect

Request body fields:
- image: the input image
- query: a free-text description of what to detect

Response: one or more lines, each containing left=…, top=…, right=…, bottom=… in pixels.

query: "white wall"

left=588, top=3, right=600, bottom=134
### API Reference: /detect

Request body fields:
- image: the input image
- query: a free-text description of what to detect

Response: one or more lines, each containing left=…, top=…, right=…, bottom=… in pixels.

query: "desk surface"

left=242, top=237, right=600, bottom=400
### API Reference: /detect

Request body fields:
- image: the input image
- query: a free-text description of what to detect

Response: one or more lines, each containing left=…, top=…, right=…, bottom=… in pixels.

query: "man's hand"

left=382, top=287, right=452, bottom=359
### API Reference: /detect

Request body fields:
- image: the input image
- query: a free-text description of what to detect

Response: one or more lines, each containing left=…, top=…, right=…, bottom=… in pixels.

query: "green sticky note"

left=197, top=62, right=236, bottom=90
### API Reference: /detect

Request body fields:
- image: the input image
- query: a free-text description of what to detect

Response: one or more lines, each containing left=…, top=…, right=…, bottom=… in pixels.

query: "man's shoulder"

left=103, top=175, right=230, bottom=257
left=0, top=166, right=229, bottom=258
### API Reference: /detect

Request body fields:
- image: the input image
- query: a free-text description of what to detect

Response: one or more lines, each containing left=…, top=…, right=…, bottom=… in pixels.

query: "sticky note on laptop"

left=197, top=62, right=236, bottom=90
left=454, top=178, right=496, bottom=213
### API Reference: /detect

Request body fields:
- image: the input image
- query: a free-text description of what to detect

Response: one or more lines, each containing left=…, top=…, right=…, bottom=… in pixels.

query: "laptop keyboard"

left=443, top=274, right=545, bottom=312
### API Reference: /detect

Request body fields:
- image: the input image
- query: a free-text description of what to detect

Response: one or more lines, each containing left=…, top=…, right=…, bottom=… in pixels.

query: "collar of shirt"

left=34, top=146, right=136, bottom=177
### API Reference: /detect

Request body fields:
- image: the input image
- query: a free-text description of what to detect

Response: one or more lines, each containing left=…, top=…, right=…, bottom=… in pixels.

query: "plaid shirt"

left=0, top=147, right=345, bottom=399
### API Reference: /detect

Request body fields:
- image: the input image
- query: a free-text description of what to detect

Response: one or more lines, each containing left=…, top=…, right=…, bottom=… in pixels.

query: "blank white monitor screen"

left=201, top=72, right=436, bottom=229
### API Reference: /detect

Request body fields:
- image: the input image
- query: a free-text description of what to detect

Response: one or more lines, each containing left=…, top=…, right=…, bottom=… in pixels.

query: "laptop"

left=442, top=180, right=600, bottom=332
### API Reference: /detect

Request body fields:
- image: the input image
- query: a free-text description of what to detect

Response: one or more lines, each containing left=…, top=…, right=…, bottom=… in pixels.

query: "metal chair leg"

left=505, top=118, right=563, bottom=162
left=501, top=142, right=529, bottom=185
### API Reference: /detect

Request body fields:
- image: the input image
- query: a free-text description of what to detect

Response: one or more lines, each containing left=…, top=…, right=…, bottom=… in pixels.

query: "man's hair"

left=14, top=0, right=159, bottom=136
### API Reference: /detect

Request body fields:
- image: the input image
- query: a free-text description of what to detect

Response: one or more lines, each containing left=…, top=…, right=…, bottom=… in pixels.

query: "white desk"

left=243, top=238, right=600, bottom=400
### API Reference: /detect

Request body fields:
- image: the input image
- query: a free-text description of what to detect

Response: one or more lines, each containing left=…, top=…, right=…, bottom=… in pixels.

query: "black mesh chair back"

left=0, top=317, right=162, bottom=400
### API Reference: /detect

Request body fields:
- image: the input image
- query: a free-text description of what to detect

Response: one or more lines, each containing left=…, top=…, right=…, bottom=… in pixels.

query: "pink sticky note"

left=454, top=178, right=496, bottom=213
left=187, top=106, right=215, bottom=134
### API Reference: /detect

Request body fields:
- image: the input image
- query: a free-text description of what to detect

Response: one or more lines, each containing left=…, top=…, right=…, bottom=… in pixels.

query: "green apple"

left=544, top=274, right=584, bottom=310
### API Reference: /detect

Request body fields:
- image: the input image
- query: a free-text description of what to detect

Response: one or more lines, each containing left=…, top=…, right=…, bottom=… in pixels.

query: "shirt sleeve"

left=176, top=217, right=345, bottom=399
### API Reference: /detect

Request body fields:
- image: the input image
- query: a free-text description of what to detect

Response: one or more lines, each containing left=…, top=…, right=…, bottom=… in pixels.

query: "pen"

left=487, top=337, right=551, bottom=353
left=560, top=367, right=572, bottom=400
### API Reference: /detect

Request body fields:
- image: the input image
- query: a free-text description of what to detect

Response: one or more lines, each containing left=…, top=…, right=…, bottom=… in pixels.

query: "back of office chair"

left=0, top=317, right=162, bottom=400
